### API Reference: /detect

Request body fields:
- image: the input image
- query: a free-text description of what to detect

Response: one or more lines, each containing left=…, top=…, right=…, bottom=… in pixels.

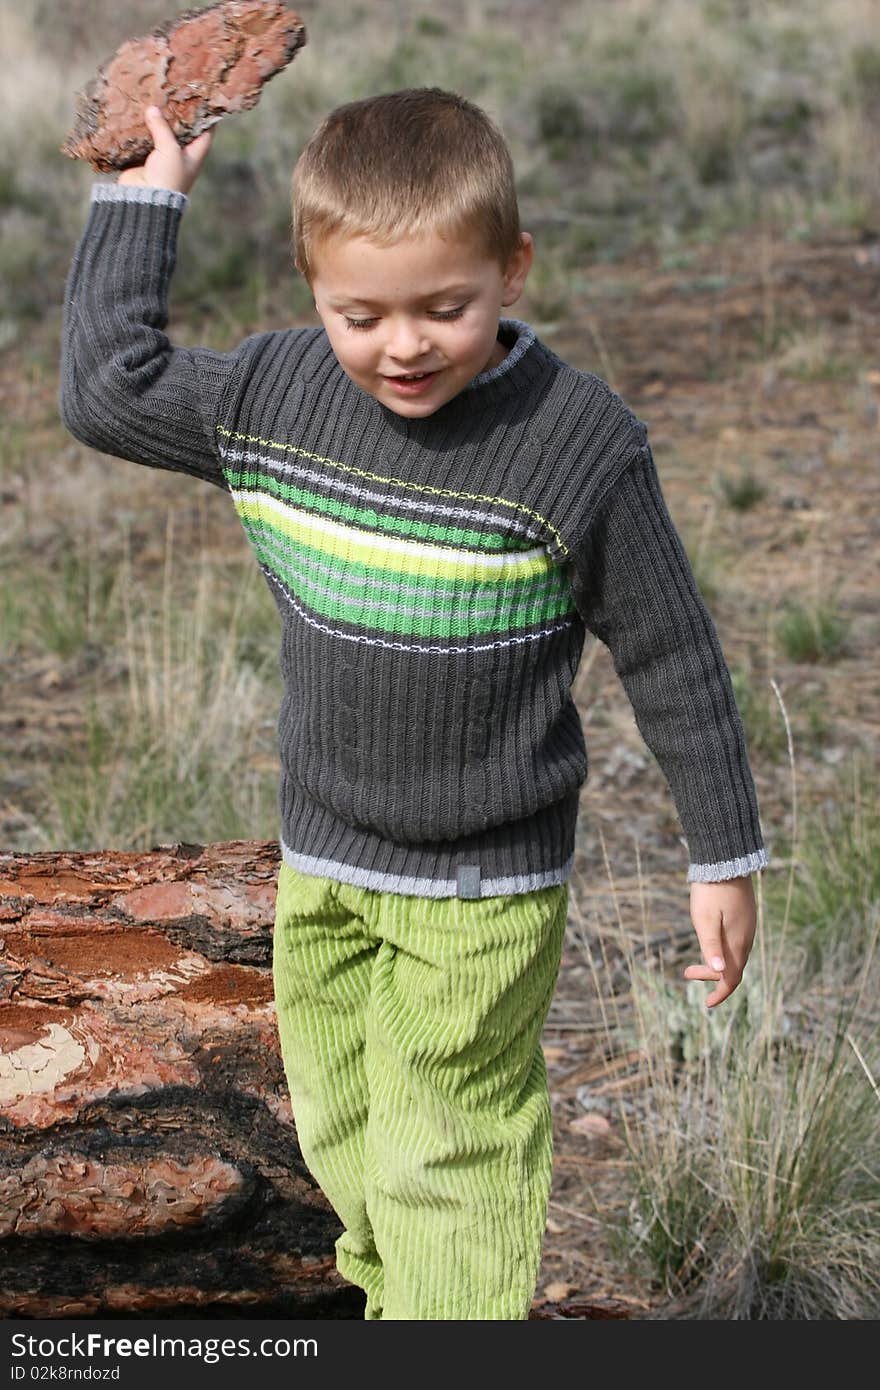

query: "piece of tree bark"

left=0, top=839, right=361, bottom=1318
left=61, top=1, right=307, bottom=173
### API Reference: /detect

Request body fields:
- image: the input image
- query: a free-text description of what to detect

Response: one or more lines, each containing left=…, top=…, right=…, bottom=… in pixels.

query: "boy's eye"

left=342, top=305, right=467, bottom=331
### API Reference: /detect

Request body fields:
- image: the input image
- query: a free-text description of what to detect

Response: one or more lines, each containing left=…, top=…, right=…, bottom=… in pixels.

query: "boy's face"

left=307, top=226, right=533, bottom=418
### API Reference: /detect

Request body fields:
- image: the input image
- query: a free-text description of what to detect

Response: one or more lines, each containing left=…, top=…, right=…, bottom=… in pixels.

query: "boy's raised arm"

left=59, top=108, right=238, bottom=491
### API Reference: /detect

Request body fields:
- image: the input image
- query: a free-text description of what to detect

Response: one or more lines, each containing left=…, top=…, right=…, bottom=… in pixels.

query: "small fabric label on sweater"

left=456, top=865, right=481, bottom=899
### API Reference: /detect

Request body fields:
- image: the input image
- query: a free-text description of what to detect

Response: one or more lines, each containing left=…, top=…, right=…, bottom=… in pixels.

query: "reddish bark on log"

left=0, top=839, right=361, bottom=1318
left=61, top=1, right=307, bottom=173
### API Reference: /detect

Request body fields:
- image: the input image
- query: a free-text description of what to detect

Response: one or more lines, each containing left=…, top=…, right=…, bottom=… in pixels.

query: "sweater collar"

left=373, top=317, right=549, bottom=438
left=462, top=318, right=537, bottom=392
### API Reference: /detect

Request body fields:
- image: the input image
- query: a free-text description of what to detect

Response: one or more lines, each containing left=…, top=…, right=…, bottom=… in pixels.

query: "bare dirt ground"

left=2, top=221, right=879, bottom=1317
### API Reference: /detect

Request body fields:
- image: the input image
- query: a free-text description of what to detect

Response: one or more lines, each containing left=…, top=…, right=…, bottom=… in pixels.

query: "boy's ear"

left=501, top=232, right=534, bottom=306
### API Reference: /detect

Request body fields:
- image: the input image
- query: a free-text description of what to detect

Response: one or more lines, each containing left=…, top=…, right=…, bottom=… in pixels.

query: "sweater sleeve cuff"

left=91, top=183, right=188, bottom=212
left=687, top=846, right=770, bottom=883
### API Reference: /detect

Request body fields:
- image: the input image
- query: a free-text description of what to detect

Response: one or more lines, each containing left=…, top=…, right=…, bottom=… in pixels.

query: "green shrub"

left=414, top=15, right=448, bottom=38
left=776, top=596, right=850, bottom=663
left=715, top=468, right=768, bottom=511
left=608, top=69, right=674, bottom=144
left=764, top=754, right=880, bottom=968
left=849, top=43, right=880, bottom=107
left=729, top=665, right=790, bottom=764
left=535, top=84, right=587, bottom=145
left=693, top=129, right=736, bottom=187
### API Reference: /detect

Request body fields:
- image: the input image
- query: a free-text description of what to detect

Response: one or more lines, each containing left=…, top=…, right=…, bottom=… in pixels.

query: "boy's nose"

left=386, top=318, right=431, bottom=362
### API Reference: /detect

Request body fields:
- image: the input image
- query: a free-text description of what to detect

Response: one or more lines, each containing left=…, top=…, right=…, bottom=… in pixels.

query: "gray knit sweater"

left=59, top=184, right=769, bottom=898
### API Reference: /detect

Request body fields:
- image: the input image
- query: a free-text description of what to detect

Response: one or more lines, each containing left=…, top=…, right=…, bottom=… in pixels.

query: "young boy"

left=60, top=87, right=769, bottom=1321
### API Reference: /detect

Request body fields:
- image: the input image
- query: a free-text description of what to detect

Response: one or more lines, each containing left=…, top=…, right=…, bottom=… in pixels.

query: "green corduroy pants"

left=271, top=861, right=569, bottom=1320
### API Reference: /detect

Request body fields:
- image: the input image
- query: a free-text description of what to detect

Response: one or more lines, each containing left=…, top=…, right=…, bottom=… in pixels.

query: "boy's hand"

left=117, top=106, right=213, bottom=194
left=684, top=876, right=757, bottom=1008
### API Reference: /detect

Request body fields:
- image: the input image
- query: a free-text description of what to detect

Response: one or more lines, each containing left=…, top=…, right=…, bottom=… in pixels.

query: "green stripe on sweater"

left=225, top=469, right=531, bottom=552
left=244, top=528, right=574, bottom=637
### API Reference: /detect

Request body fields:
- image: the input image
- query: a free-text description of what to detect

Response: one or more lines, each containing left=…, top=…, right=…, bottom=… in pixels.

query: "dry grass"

left=566, top=719, right=880, bottom=1317
left=8, top=515, right=282, bottom=852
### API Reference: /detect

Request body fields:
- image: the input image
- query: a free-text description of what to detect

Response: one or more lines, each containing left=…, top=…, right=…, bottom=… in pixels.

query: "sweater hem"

left=278, top=782, right=581, bottom=900
left=280, top=840, right=574, bottom=899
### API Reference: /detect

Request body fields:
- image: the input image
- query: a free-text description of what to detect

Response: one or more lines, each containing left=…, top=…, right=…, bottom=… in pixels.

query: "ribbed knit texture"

left=272, top=861, right=569, bottom=1319
left=59, top=184, right=770, bottom=892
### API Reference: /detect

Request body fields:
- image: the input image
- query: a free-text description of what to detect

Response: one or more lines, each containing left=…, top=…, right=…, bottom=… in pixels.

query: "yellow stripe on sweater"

left=232, top=492, right=556, bottom=583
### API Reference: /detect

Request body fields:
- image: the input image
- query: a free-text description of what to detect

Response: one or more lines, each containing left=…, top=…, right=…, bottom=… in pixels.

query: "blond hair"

left=291, top=88, right=522, bottom=282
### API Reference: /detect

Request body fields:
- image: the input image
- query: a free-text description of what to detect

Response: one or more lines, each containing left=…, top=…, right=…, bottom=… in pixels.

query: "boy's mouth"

left=384, top=369, right=441, bottom=395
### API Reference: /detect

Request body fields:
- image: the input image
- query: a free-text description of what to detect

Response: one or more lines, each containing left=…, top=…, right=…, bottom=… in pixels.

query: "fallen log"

left=0, top=840, right=361, bottom=1318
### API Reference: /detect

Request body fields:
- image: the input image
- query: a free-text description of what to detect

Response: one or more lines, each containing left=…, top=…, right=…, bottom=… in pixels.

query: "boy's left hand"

left=684, top=876, right=757, bottom=1008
